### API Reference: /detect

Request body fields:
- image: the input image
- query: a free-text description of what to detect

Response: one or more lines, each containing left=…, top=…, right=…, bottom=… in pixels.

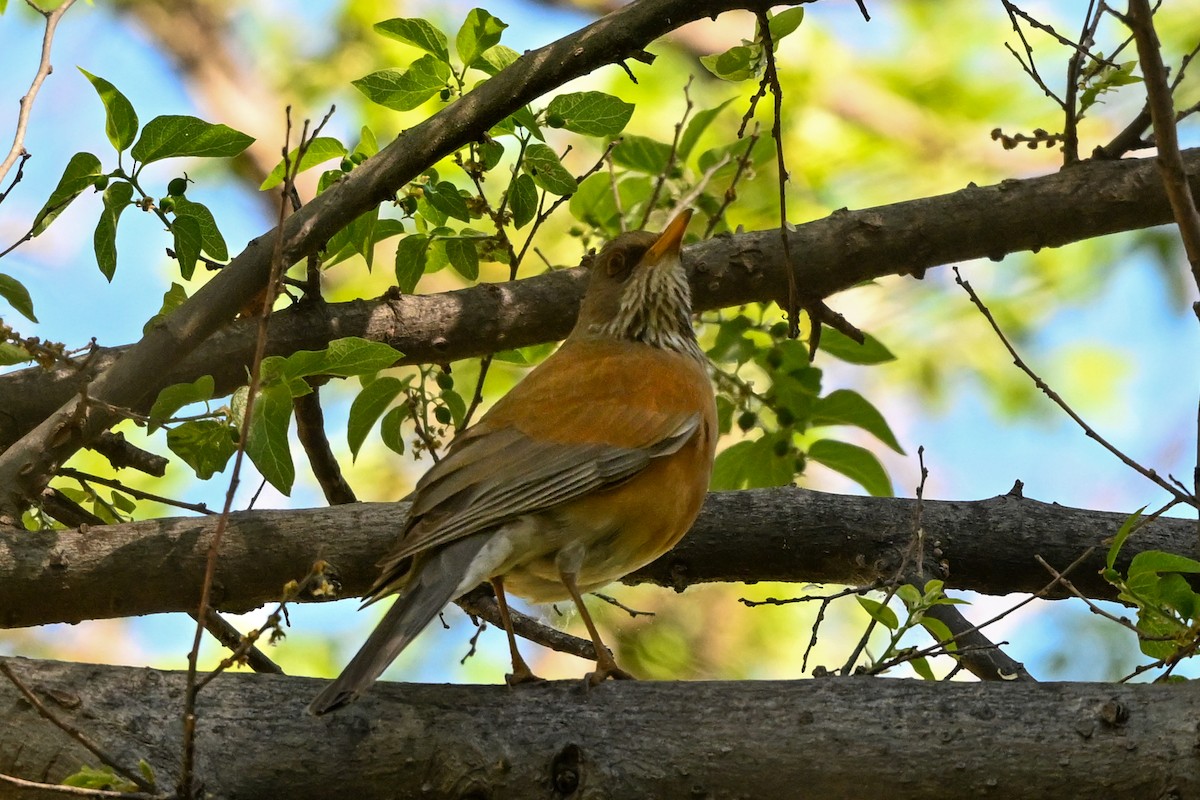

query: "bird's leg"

left=491, top=577, right=544, bottom=686
left=560, top=570, right=635, bottom=685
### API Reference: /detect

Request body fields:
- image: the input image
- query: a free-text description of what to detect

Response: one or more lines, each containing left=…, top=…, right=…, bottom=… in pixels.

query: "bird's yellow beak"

left=645, top=209, right=693, bottom=264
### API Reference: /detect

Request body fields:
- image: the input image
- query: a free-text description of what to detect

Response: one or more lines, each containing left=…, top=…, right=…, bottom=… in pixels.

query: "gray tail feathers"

left=308, top=535, right=490, bottom=715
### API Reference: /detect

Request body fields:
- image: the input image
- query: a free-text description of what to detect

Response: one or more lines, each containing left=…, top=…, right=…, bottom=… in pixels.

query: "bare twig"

left=954, top=267, right=1198, bottom=509
left=0, top=771, right=163, bottom=799
left=0, top=659, right=157, bottom=794
left=58, top=468, right=213, bottom=515
left=1124, top=0, right=1200, bottom=298
left=178, top=107, right=326, bottom=800
left=293, top=382, right=357, bottom=505
left=0, top=0, right=78, bottom=185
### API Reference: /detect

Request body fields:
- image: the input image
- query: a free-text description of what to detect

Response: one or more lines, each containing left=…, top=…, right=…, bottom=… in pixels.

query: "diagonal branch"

left=0, top=0, right=804, bottom=520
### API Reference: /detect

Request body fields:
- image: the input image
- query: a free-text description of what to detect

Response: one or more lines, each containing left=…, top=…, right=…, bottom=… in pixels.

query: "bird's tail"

left=308, top=535, right=489, bottom=715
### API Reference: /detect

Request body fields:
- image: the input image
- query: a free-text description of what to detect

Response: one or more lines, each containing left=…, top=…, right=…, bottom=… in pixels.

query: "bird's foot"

left=585, top=662, right=636, bottom=686
left=505, top=666, right=546, bottom=687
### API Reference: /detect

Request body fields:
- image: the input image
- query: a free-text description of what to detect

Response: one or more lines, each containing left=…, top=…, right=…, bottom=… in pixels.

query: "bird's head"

left=573, top=210, right=702, bottom=360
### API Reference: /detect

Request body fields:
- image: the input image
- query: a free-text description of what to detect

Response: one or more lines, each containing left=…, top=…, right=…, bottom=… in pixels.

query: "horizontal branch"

left=1, top=147, right=1196, bottom=454
left=2, top=487, right=1192, bottom=629
left=2, top=657, right=1197, bottom=798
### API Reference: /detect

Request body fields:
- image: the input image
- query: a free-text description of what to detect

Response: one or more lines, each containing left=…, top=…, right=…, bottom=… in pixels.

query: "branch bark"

left=3, top=487, right=1193, bottom=629
left=0, top=0, right=802, bottom=518
left=1, top=147, right=1197, bottom=454
left=2, top=657, right=1196, bottom=799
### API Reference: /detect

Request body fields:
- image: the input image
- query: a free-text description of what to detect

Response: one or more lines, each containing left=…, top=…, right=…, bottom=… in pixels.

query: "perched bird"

left=309, top=210, right=716, bottom=714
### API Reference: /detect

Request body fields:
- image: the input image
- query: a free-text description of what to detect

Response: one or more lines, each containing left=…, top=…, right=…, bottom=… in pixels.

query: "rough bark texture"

left=1, top=147, right=1196, bottom=454
left=3, top=487, right=1193, bottom=629
left=1, top=657, right=1197, bottom=799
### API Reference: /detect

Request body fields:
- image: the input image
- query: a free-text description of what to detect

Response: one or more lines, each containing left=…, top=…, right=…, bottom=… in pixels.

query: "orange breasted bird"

left=309, top=210, right=716, bottom=714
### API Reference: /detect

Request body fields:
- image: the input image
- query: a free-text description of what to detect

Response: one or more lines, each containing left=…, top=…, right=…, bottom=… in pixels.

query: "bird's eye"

left=606, top=245, right=648, bottom=280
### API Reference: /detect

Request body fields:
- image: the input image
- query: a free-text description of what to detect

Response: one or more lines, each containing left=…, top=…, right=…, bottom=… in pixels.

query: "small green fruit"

left=167, top=177, right=188, bottom=197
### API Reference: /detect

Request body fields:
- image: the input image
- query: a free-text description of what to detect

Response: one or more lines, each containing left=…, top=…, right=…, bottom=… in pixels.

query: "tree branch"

left=2, top=657, right=1197, bottom=799
left=0, top=148, right=1197, bottom=454
left=3, top=488, right=1194, bottom=629
left=0, top=0, right=802, bottom=519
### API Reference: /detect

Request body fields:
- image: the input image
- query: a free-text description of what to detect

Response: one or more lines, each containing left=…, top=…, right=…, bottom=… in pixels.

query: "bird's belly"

left=496, top=447, right=709, bottom=603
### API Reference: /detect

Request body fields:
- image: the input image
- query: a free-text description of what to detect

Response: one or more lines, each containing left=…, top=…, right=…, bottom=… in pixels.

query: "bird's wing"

left=371, top=339, right=713, bottom=591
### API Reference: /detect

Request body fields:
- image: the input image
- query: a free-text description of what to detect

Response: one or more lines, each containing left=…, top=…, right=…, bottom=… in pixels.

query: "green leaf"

left=442, top=388, right=467, bottom=427
left=1106, top=506, right=1147, bottom=570
left=857, top=596, right=898, bottom=630
left=143, top=283, right=189, bottom=335
left=808, top=439, right=892, bottom=496
left=920, top=616, right=958, bottom=652
left=354, top=126, right=380, bottom=158
left=678, top=98, right=735, bottom=161
left=522, top=143, right=576, bottom=196
left=766, top=7, right=805, bottom=43
left=149, top=375, right=215, bottom=433
left=611, top=134, right=672, bottom=174
left=478, top=138, right=505, bottom=170
left=909, top=656, right=935, bottom=681
left=0, top=342, right=31, bottom=365
left=546, top=91, right=634, bottom=137
left=568, top=173, right=651, bottom=235
left=260, top=137, right=347, bottom=190
left=710, top=433, right=797, bottom=490
left=375, top=18, right=450, bottom=62
left=817, top=328, right=895, bottom=364
left=700, top=44, right=762, bottom=82
left=477, top=44, right=520, bottom=76
left=508, top=173, right=538, bottom=229
left=1157, top=572, right=1198, bottom=621
left=1127, top=550, right=1200, bottom=602
left=62, top=765, right=138, bottom=793
left=167, top=420, right=238, bottom=480
left=93, top=180, right=134, bottom=280
left=245, top=382, right=295, bottom=494
left=380, top=404, right=409, bottom=454
left=173, top=197, right=228, bottom=261
left=171, top=215, right=202, bottom=280
left=443, top=235, right=479, bottom=280
left=395, top=234, right=432, bottom=292
left=423, top=180, right=472, bottom=222
left=896, top=583, right=923, bottom=609
left=353, top=56, right=452, bottom=112
left=348, top=376, right=406, bottom=458
left=78, top=69, right=139, bottom=152
left=131, top=115, right=253, bottom=164
left=0, top=273, right=37, bottom=323
left=324, top=206, right=379, bottom=269
left=111, top=490, right=136, bottom=513
left=812, top=389, right=905, bottom=453
left=456, top=8, right=508, bottom=70
left=276, top=337, right=404, bottom=381
left=32, top=152, right=104, bottom=236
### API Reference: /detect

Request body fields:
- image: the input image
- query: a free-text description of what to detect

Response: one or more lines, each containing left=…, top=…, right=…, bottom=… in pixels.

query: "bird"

left=309, top=209, right=716, bottom=715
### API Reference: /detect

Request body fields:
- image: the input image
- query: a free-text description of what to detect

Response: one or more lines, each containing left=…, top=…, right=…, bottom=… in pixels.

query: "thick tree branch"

left=2, top=488, right=1193, bottom=629
left=0, top=0, right=801, bottom=518
left=2, top=657, right=1197, bottom=799
left=1, top=148, right=1197, bottom=454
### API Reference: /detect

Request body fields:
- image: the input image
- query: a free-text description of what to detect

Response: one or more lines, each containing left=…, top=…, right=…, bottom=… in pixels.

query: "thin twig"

left=754, top=12, right=799, bottom=340
left=0, top=771, right=164, bottom=799
left=1124, top=0, right=1200, bottom=299
left=639, top=78, right=694, bottom=230
left=954, top=267, right=1197, bottom=509
left=178, top=107, right=323, bottom=800
left=0, top=0, right=79, bottom=186
left=59, top=468, right=212, bottom=515
left=0, top=660, right=157, bottom=794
